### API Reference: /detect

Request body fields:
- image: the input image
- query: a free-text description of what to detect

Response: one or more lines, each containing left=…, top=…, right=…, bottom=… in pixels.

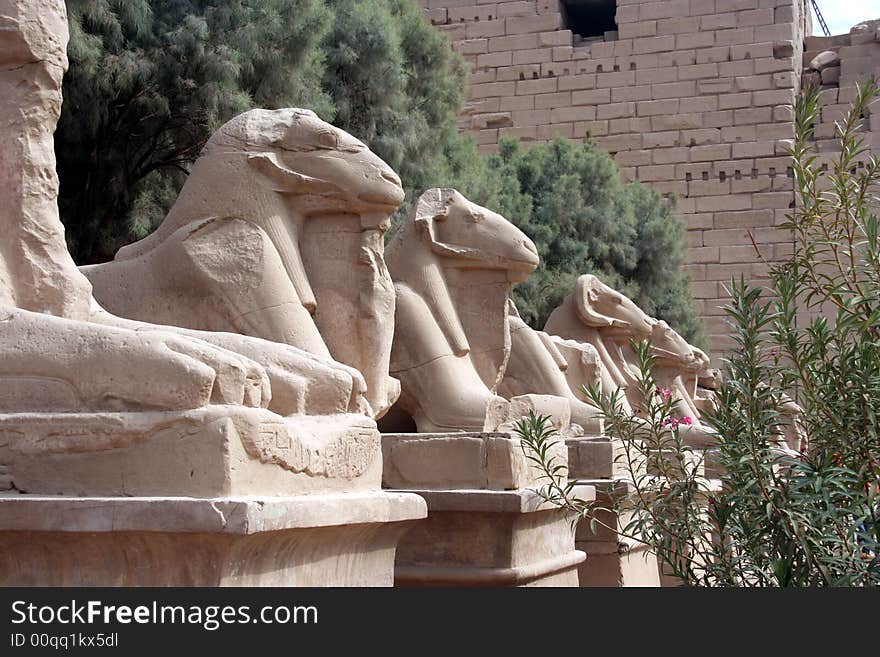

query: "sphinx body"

left=690, top=349, right=721, bottom=414
left=0, top=0, right=273, bottom=415
left=640, top=320, right=719, bottom=447
left=643, top=321, right=705, bottom=423
left=0, top=0, right=386, bottom=496
left=82, top=108, right=404, bottom=419
left=545, top=275, right=655, bottom=415
left=387, top=189, right=560, bottom=432
left=383, top=189, right=542, bottom=432
left=383, top=188, right=606, bottom=435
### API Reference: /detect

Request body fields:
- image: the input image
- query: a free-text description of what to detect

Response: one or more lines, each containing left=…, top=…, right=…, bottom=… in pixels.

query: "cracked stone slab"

left=0, top=491, right=427, bottom=534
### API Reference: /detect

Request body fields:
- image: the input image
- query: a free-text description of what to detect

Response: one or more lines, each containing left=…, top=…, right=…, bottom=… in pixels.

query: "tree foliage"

left=322, top=0, right=466, bottom=198
left=58, top=0, right=462, bottom=263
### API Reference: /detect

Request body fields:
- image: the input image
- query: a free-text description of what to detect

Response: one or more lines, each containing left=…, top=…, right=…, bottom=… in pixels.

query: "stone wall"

left=802, top=21, right=880, bottom=159
left=417, top=0, right=822, bottom=352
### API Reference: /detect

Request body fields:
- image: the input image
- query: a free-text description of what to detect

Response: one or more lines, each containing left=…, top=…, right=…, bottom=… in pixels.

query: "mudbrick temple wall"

left=417, top=0, right=880, bottom=352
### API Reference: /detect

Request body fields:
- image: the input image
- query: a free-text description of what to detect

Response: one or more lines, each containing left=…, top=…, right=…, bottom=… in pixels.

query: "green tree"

left=321, top=0, right=465, bottom=208
left=57, top=0, right=465, bottom=264
left=58, top=0, right=702, bottom=346
left=58, top=0, right=332, bottom=264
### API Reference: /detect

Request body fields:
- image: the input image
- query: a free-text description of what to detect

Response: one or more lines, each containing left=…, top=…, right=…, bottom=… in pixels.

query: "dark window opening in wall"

left=560, top=0, right=617, bottom=39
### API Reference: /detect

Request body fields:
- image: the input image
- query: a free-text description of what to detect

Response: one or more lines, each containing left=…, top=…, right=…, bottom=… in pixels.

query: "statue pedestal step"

left=566, top=437, right=658, bottom=586
left=573, top=479, right=661, bottom=587
left=393, top=488, right=592, bottom=587
left=568, top=436, right=719, bottom=587
left=382, top=432, right=591, bottom=587
left=0, top=492, right=426, bottom=586
left=382, top=431, right=565, bottom=490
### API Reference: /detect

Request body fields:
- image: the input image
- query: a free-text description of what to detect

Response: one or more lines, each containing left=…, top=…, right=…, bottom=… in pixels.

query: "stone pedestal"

left=566, top=436, right=661, bottom=587
left=567, top=437, right=722, bottom=587
left=0, top=409, right=428, bottom=586
left=0, top=407, right=384, bottom=497
left=394, top=489, right=591, bottom=587
left=573, top=479, right=661, bottom=588
left=383, top=432, right=592, bottom=587
left=382, top=431, right=550, bottom=490
left=0, top=492, right=426, bottom=586
left=566, top=435, right=624, bottom=480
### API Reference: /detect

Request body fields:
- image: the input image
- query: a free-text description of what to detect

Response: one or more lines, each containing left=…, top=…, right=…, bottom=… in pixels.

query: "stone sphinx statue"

left=689, top=362, right=724, bottom=413
left=544, top=274, right=655, bottom=414
left=546, top=335, right=604, bottom=403
left=0, top=0, right=268, bottom=414
left=82, top=107, right=403, bottom=418
left=640, top=320, right=718, bottom=446
left=0, top=0, right=384, bottom=496
left=545, top=274, right=720, bottom=447
left=382, top=188, right=540, bottom=432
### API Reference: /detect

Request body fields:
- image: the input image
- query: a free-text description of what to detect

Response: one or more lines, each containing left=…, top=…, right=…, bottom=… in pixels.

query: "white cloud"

left=812, top=0, right=880, bottom=35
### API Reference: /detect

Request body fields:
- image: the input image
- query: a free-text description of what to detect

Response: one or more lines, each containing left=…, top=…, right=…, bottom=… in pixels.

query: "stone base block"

left=0, top=492, right=426, bottom=586
left=393, top=488, right=593, bottom=587
left=567, top=435, right=708, bottom=481
left=567, top=436, right=643, bottom=480
left=0, top=407, right=382, bottom=497
left=382, top=431, right=565, bottom=490
left=575, top=479, right=661, bottom=587
left=567, top=436, right=616, bottom=479
left=577, top=543, right=661, bottom=587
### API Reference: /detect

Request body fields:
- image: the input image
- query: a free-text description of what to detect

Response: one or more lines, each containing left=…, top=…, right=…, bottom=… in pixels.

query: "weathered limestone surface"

left=0, top=0, right=386, bottom=479
left=382, top=431, right=566, bottom=490
left=546, top=273, right=717, bottom=445
left=382, top=424, right=590, bottom=586
left=0, top=0, right=91, bottom=318
left=384, top=188, right=541, bottom=432
left=546, top=274, right=655, bottom=414
left=84, top=107, right=404, bottom=420
left=502, top=300, right=604, bottom=433
left=3, top=408, right=383, bottom=497
left=0, top=0, right=293, bottom=420
left=384, top=188, right=606, bottom=435
left=0, top=493, right=425, bottom=586
left=393, top=487, right=593, bottom=587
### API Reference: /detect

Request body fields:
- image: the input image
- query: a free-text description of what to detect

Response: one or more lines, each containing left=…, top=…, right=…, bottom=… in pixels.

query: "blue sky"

left=811, top=0, right=880, bottom=35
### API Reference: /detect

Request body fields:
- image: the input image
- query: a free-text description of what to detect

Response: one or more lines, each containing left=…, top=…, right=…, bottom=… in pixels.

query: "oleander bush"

left=519, top=81, right=880, bottom=587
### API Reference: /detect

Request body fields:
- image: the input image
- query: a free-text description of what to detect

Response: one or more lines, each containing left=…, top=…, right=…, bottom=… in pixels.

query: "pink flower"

left=661, top=416, right=693, bottom=430
left=655, top=387, right=672, bottom=401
